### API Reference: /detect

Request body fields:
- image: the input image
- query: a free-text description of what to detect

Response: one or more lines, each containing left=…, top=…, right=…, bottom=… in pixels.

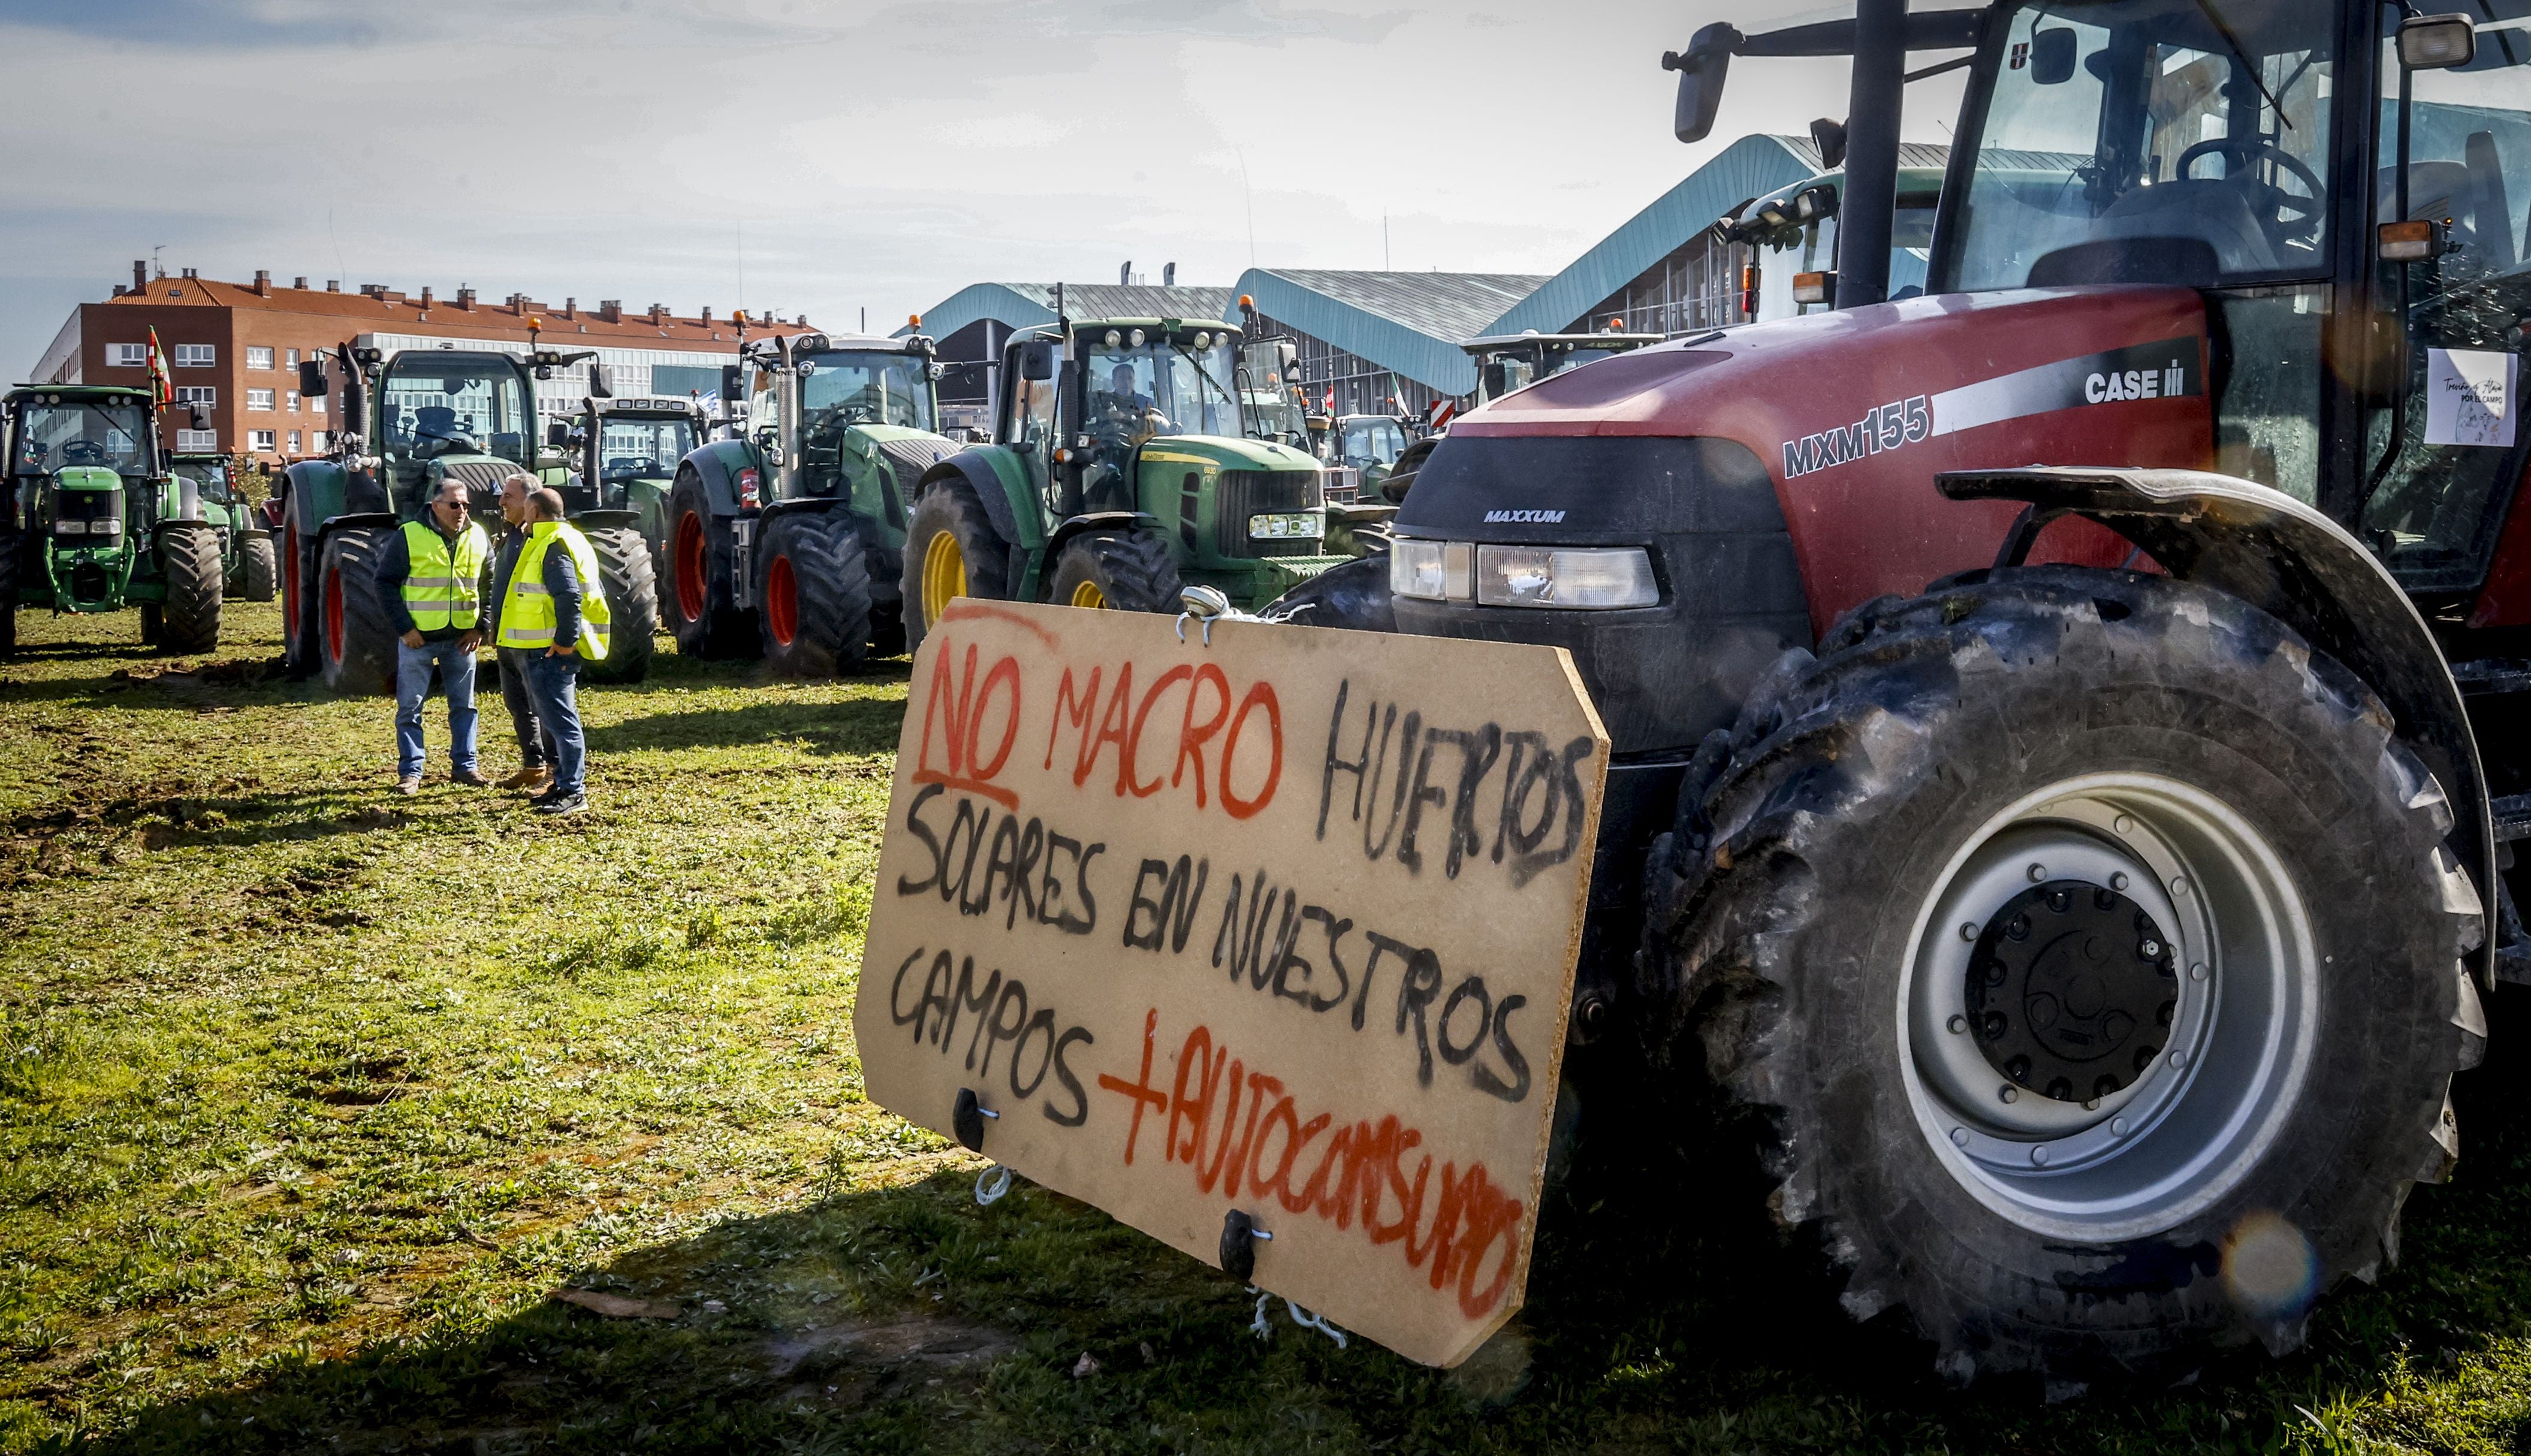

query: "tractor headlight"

left=95, top=518, right=120, bottom=536
left=1389, top=538, right=1471, bottom=602
left=1475, top=545, right=1657, bottom=609
left=1247, top=512, right=1323, bottom=541
left=54, top=519, right=86, bottom=536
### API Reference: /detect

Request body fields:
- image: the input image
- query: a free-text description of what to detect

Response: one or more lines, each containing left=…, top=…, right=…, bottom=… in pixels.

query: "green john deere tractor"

left=556, top=393, right=705, bottom=595
left=2, top=385, right=225, bottom=655
left=665, top=330, right=957, bottom=674
left=901, top=315, right=1339, bottom=645
left=171, top=452, right=277, bottom=603
left=277, top=336, right=659, bottom=693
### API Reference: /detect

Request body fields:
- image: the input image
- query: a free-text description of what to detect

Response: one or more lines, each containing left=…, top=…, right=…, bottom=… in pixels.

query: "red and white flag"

left=146, top=326, right=174, bottom=407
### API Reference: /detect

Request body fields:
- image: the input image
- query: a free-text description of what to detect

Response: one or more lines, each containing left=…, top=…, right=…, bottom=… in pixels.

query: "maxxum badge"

left=1780, top=336, right=2204, bottom=481
left=1484, top=509, right=1567, bottom=523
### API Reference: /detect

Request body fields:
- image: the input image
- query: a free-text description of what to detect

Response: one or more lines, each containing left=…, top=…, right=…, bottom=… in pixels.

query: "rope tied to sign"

left=974, top=1164, right=1012, bottom=1207
left=1245, top=1286, right=1349, bottom=1349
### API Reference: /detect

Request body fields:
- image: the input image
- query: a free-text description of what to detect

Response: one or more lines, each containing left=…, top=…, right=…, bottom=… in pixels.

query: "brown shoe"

left=451, top=768, right=492, bottom=787
left=497, top=765, right=551, bottom=792
left=396, top=776, right=422, bottom=797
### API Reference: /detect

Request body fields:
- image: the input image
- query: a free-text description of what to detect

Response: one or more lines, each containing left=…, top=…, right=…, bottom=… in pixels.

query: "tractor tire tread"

left=239, top=531, right=279, bottom=603
left=758, top=511, right=876, bottom=677
left=319, top=528, right=396, bottom=696
left=903, top=480, right=1011, bottom=654
left=579, top=523, right=657, bottom=685
left=157, top=522, right=225, bottom=655
left=1049, top=528, right=1183, bottom=614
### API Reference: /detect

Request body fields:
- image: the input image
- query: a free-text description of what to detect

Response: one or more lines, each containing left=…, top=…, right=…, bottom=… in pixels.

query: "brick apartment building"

left=29, top=262, right=815, bottom=465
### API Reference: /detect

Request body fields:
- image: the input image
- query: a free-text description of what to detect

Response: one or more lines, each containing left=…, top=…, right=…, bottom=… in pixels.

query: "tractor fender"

left=677, top=440, right=760, bottom=518
left=278, top=460, right=393, bottom=549
left=1046, top=510, right=1162, bottom=561
left=915, top=448, right=1042, bottom=553
left=1940, top=465, right=2493, bottom=985
left=568, top=508, right=642, bottom=531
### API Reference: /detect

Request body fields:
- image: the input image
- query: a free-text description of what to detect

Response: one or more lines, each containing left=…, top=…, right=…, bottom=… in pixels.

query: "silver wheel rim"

left=1898, top=772, right=2318, bottom=1243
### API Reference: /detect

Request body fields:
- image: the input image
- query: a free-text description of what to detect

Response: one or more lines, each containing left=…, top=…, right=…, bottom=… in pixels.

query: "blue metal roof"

left=908, top=282, right=1236, bottom=341
left=1221, top=269, right=1549, bottom=397
left=1485, top=134, right=1821, bottom=338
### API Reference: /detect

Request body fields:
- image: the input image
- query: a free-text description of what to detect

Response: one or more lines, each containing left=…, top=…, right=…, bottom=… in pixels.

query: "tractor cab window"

left=1338, top=416, right=1406, bottom=470
left=1478, top=354, right=1537, bottom=402
left=380, top=357, right=529, bottom=466
left=798, top=351, right=934, bottom=433
left=10, top=398, right=152, bottom=477
left=1078, top=335, right=1240, bottom=475
left=2357, top=23, right=2531, bottom=590
left=596, top=415, right=696, bottom=481
left=1947, top=0, right=2339, bottom=292
left=173, top=457, right=236, bottom=503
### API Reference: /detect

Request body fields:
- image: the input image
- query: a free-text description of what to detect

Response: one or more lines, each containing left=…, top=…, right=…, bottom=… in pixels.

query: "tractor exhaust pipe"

left=1836, top=0, right=1905, bottom=309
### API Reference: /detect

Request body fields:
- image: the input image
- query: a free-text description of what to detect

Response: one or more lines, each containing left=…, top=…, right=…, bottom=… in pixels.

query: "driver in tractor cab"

left=1090, top=360, right=1160, bottom=468
left=411, top=404, right=467, bottom=457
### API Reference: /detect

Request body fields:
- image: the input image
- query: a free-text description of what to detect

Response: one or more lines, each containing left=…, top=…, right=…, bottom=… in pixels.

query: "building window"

left=287, top=430, right=302, bottom=454
left=177, top=428, right=218, bottom=451
left=107, top=343, right=147, bottom=368
left=309, top=430, right=328, bottom=452
left=285, top=348, right=300, bottom=368
left=246, top=346, right=274, bottom=370
left=246, top=388, right=275, bottom=411
left=249, top=430, right=277, bottom=452
left=285, top=391, right=300, bottom=413
left=175, top=386, right=217, bottom=406
left=307, top=393, right=325, bottom=415
left=173, top=344, right=216, bottom=367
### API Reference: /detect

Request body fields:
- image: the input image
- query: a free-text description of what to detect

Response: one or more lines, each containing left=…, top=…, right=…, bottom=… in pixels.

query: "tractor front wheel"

left=665, top=472, right=757, bottom=659
left=317, top=528, right=393, bottom=696
left=1046, top=530, right=1181, bottom=614
left=156, top=523, right=224, bottom=655
left=578, top=522, right=657, bottom=686
left=902, top=482, right=1010, bottom=654
left=239, top=531, right=278, bottom=603
left=758, top=511, right=875, bottom=678
left=1639, top=567, right=2484, bottom=1386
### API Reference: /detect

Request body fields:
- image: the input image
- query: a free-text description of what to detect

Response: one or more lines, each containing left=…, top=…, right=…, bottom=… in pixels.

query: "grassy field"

left=10, top=601, right=2531, bottom=1454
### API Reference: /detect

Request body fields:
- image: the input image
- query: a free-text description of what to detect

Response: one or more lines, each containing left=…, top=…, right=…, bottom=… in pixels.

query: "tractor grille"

left=1214, top=469, right=1322, bottom=557
left=874, top=437, right=957, bottom=527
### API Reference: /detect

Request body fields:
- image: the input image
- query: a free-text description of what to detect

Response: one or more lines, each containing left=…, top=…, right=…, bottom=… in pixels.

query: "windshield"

left=1784, top=198, right=1940, bottom=306
left=172, top=456, right=236, bottom=502
left=1081, top=339, right=1241, bottom=454
left=596, top=415, right=696, bottom=480
left=11, top=398, right=153, bottom=476
left=800, top=351, right=934, bottom=431
left=381, top=357, right=531, bottom=464
left=1338, top=417, right=1406, bottom=469
left=1946, top=0, right=2339, bottom=291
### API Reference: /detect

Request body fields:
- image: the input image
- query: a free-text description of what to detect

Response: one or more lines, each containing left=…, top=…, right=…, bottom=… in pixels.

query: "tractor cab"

left=734, top=330, right=944, bottom=510
left=346, top=342, right=545, bottom=522
left=1320, top=412, right=1411, bottom=503
left=1235, top=335, right=1312, bottom=452
left=5, top=388, right=156, bottom=610
left=563, top=396, right=701, bottom=522
left=1460, top=330, right=1664, bottom=405
left=1717, top=165, right=1946, bottom=318
left=170, top=452, right=237, bottom=506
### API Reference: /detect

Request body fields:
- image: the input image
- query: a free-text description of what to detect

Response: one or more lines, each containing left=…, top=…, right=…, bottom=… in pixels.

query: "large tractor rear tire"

left=282, top=502, right=321, bottom=675
left=238, top=531, right=278, bottom=603
left=902, top=481, right=1010, bottom=655
left=578, top=522, right=657, bottom=687
left=1638, top=566, right=2484, bottom=1387
left=1046, top=529, right=1182, bottom=613
left=317, top=527, right=394, bottom=696
left=666, top=472, right=757, bottom=659
left=0, top=534, right=18, bottom=655
left=758, top=511, right=875, bottom=678
left=156, top=524, right=224, bottom=655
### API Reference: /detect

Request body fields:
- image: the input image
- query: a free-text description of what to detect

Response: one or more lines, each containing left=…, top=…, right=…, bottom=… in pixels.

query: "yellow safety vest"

left=499, top=521, right=611, bottom=660
left=399, top=519, right=490, bottom=631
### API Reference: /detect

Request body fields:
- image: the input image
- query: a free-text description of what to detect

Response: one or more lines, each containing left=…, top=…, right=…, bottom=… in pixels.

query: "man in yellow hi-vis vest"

left=497, top=488, right=611, bottom=815
left=377, top=477, right=493, bottom=795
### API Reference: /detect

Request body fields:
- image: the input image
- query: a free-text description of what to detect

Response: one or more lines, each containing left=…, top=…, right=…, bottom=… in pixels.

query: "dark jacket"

left=375, top=518, right=492, bottom=643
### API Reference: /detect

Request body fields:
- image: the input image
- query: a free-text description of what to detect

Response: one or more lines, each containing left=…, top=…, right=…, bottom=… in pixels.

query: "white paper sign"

left=2424, top=347, right=2518, bottom=449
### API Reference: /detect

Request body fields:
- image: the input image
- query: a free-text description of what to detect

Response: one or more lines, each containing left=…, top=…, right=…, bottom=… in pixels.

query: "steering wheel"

left=2176, top=137, right=2324, bottom=249
left=59, top=439, right=107, bottom=466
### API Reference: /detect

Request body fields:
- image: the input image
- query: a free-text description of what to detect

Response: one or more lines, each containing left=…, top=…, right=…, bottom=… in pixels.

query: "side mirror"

left=2030, top=28, right=2079, bottom=84
left=1019, top=339, right=1058, bottom=381
left=2398, top=13, right=2476, bottom=70
left=1663, top=24, right=1737, bottom=144
left=298, top=360, right=327, bottom=398
left=588, top=363, right=614, bottom=398
left=1809, top=116, right=1848, bottom=171
left=188, top=404, right=211, bottom=431
left=546, top=421, right=571, bottom=449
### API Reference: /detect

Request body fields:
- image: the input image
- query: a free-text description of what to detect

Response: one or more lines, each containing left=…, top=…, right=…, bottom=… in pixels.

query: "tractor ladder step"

left=2449, top=658, right=2531, bottom=698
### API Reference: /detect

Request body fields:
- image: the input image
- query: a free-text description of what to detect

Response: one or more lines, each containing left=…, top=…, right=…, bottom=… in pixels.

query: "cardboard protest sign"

left=852, top=599, right=1608, bottom=1367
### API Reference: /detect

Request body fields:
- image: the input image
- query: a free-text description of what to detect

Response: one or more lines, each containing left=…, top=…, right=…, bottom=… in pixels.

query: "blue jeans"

left=525, top=653, right=586, bottom=795
left=395, top=638, right=479, bottom=778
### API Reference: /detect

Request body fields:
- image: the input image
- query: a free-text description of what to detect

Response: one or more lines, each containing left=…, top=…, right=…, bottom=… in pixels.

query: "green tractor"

left=277, top=336, right=659, bottom=693
left=2, top=385, right=225, bottom=655
left=171, top=453, right=278, bottom=603
left=665, top=330, right=957, bottom=674
left=901, top=314, right=1338, bottom=644
left=556, top=393, right=705, bottom=593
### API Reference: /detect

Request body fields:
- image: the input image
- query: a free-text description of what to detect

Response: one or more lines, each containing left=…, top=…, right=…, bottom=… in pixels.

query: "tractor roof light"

left=1193, top=331, right=1211, bottom=348
left=1129, top=328, right=1147, bottom=347
left=1104, top=330, right=1123, bottom=347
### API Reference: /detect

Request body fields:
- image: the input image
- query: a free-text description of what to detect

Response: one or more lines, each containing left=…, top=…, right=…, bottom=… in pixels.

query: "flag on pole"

left=145, top=327, right=174, bottom=407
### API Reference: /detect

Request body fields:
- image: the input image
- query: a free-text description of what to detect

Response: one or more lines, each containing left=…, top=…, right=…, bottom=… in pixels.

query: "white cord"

left=974, top=1164, right=1013, bottom=1206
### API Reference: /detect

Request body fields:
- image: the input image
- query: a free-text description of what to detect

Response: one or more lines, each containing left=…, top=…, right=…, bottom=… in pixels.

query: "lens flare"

left=2222, top=1210, right=2319, bottom=1319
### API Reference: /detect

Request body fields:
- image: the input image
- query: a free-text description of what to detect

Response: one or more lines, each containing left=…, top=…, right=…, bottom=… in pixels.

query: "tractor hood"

left=1136, top=433, right=1318, bottom=476
left=1420, top=286, right=2214, bottom=632
left=54, top=466, right=124, bottom=494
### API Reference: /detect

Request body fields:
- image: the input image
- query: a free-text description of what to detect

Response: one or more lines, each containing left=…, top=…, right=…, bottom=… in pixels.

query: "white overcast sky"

left=0, top=0, right=1966, bottom=373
